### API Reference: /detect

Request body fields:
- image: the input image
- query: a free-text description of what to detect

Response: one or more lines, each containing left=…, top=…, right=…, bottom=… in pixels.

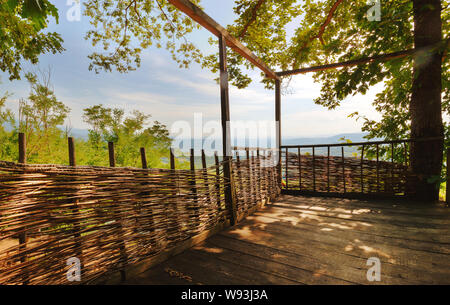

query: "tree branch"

left=238, top=0, right=266, bottom=39
left=293, top=0, right=344, bottom=67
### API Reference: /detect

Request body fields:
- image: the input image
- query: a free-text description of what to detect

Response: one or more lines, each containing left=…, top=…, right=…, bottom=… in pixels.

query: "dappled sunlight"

left=256, top=223, right=268, bottom=230
left=290, top=202, right=375, bottom=216
left=336, top=213, right=352, bottom=219
left=271, top=253, right=287, bottom=259
left=313, top=269, right=328, bottom=278
left=320, top=222, right=354, bottom=230
left=227, top=225, right=273, bottom=245
left=343, top=239, right=392, bottom=260
left=357, top=245, right=391, bottom=260
left=255, top=214, right=301, bottom=227
left=193, top=245, right=224, bottom=254
left=128, top=195, right=450, bottom=285
left=344, top=245, right=354, bottom=252
left=320, top=228, right=333, bottom=232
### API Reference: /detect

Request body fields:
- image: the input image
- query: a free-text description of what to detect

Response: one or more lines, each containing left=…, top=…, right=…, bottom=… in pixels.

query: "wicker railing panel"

left=0, top=158, right=279, bottom=284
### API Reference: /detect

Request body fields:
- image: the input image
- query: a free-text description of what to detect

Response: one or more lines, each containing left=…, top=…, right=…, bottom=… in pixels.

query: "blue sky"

left=0, top=1, right=382, bottom=139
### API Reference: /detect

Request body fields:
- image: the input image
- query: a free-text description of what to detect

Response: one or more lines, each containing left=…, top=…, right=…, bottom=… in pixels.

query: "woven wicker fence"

left=280, top=138, right=443, bottom=197
left=282, top=153, right=409, bottom=195
left=0, top=153, right=280, bottom=284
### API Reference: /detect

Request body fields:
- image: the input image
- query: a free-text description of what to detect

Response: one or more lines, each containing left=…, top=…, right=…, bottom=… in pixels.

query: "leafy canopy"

left=1, top=0, right=449, bottom=146
left=0, top=0, right=63, bottom=80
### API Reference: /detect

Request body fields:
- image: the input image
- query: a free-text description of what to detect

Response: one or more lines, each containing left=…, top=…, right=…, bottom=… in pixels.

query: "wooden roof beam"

left=167, top=0, right=280, bottom=81
left=276, top=49, right=416, bottom=77
left=277, top=39, right=449, bottom=77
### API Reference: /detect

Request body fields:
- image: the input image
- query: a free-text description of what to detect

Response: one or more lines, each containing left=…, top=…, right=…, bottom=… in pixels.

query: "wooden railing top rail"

left=281, top=137, right=443, bottom=149
left=232, top=146, right=275, bottom=151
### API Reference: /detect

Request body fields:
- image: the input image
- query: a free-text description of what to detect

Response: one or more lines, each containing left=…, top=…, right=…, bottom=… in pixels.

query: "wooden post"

left=284, top=147, right=288, bottom=190
left=170, top=148, right=176, bottom=170
left=252, top=150, right=262, bottom=203
left=201, top=149, right=213, bottom=205
left=190, top=148, right=197, bottom=191
left=19, top=132, right=26, bottom=164
left=361, top=145, right=365, bottom=193
left=168, top=148, right=182, bottom=241
left=246, top=147, right=254, bottom=204
left=68, top=137, right=76, bottom=166
left=376, top=144, right=380, bottom=193
left=18, top=133, right=28, bottom=284
left=275, top=79, right=282, bottom=186
left=327, top=146, right=330, bottom=192
left=214, top=151, right=222, bottom=211
left=404, top=142, right=408, bottom=167
left=298, top=148, right=302, bottom=191
left=446, top=148, right=450, bottom=204
left=190, top=149, right=200, bottom=229
left=68, top=137, right=83, bottom=278
left=391, top=143, right=395, bottom=194
left=342, top=146, right=346, bottom=193
left=190, top=148, right=198, bottom=201
left=235, top=151, right=246, bottom=208
left=107, top=141, right=126, bottom=281
left=108, top=142, right=116, bottom=168
left=312, top=147, right=316, bottom=192
left=140, top=147, right=148, bottom=169
left=219, top=35, right=237, bottom=225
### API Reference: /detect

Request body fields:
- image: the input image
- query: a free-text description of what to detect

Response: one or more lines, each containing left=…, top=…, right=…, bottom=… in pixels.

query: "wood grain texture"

left=128, top=195, right=450, bottom=285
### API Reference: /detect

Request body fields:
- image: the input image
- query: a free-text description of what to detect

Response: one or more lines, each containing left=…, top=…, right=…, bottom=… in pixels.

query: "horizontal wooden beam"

left=277, top=39, right=449, bottom=77
left=167, top=0, right=279, bottom=80
left=276, top=49, right=416, bottom=77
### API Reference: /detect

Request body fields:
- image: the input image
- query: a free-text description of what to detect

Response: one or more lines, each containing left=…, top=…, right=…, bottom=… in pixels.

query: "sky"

left=0, top=0, right=383, bottom=140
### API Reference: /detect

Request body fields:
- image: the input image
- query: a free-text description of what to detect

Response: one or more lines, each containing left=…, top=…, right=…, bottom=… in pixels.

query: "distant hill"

left=174, top=132, right=373, bottom=151
left=282, top=133, right=372, bottom=146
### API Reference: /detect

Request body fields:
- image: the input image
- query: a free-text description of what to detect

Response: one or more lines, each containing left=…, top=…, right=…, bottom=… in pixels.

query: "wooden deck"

left=124, top=195, right=450, bottom=285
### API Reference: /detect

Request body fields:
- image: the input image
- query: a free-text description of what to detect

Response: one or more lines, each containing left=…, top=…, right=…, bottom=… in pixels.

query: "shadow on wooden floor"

left=123, top=195, right=450, bottom=285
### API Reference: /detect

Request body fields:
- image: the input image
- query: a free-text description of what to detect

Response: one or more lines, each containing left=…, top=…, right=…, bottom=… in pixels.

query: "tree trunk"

left=409, top=0, right=443, bottom=202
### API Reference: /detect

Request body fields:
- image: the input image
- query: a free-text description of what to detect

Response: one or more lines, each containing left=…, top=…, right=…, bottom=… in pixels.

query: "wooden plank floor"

left=125, top=195, right=450, bottom=285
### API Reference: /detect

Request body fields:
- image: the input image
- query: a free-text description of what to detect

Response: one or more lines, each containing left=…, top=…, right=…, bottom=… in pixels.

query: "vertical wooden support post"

left=219, top=35, right=237, bottom=225
left=214, top=151, right=222, bottom=211
left=107, top=141, right=126, bottom=281
left=312, top=147, right=316, bottom=192
left=19, top=132, right=26, bottom=164
left=68, top=137, right=83, bottom=278
left=252, top=150, right=261, bottom=203
left=246, top=147, right=254, bottom=204
left=298, top=148, right=302, bottom=191
left=201, top=149, right=212, bottom=205
left=190, top=148, right=198, bottom=198
left=169, top=148, right=177, bottom=201
left=140, top=147, right=148, bottom=169
left=168, top=148, right=181, bottom=241
left=256, top=148, right=265, bottom=202
left=190, top=148, right=200, bottom=229
left=18, top=133, right=28, bottom=284
left=275, top=79, right=282, bottom=187
left=376, top=144, right=380, bottom=193
left=68, top=137, right=76, bottom=166
left=404, top=142, right=408, bottom=167
left=342, top=146, right=346, bottom=193
left=446, top=148, right=450, bottom=204
left=170, top=148, right=176, bottom=170
left=391, top=143, right=395, bottom=194
left=361, top=145, right=365, bottom=193
left=108, top=142, right=116, bottom=168
left=235, top=151, right=246, bottom=207
left=284, top=147, right=288, bottom=190
left=327, top=146, right=330, bottom=193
